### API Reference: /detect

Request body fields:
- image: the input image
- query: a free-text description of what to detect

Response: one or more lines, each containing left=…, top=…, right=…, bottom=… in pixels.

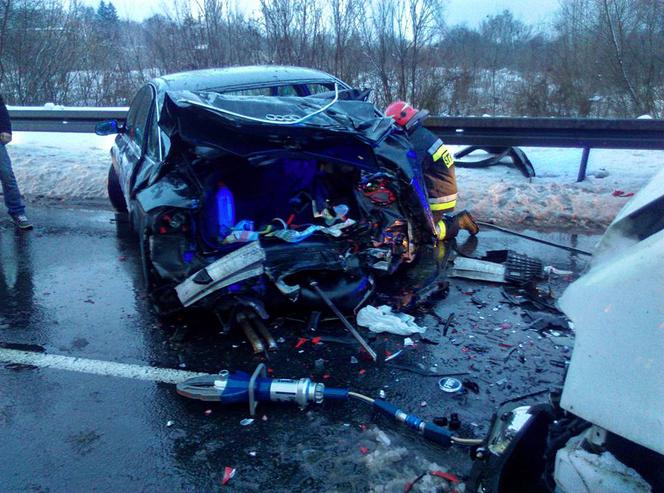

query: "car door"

left=114, top=85, right=154, bottom=206
left=131, top=93, right=164, bottom=196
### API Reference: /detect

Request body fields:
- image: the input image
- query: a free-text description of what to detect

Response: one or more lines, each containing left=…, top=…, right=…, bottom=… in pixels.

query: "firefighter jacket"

left=408, top=123, right=457, bottom=215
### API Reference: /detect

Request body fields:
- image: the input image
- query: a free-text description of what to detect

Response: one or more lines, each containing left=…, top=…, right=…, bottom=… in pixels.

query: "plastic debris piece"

left=378, top=390, right=387, bottom=399
left=166, top=420, right=175, bottom=427
left=420, top=400, right=427, bottom=407
left=248, top=451, right=257, bottom=457
left=403, top=337, right=415, bottom=347
left=359, top=446, right=369, bottom=455
left=205, top=409, right=213, bottom=416
left=240, top=418, right=254, bottom=426
left=376, top=430, right=392, bottom=447
left=356, top=305, right=426, bottom=336
left=612, top=190, right=634, bottom=197
left=385, top=349, right=404, bottom=362
left=261, top=415, right=268, bottom=421
left=359, top=368, right=366, bottom=375
left=350, top=356, right=359, bottom=364
left=295, top=337, right=307, bottom=348
left=544, top=265, right=574, bottom=276
left=221, top=466, right=236, bottom=485
left=270, top=219, right=356, bottom=243
left=311, top=336, right=322, bottom=345
left=430, top=470, right=460, bottom=484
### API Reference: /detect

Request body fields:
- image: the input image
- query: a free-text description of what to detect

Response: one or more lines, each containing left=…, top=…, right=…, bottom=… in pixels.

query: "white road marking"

left=0, top=348, right=209, bottom=384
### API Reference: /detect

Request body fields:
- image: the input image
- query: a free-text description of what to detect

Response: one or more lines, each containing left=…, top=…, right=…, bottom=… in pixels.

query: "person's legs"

left=0, top=143, right=26, bottom=216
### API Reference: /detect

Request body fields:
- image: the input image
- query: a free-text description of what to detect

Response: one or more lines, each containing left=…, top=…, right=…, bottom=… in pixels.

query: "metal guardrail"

left=9, top=108, right=664, bottom=148
left=425, top=116, right=664, bottom=150
left=424, top=116, right=664, bottom=181
left=8, top=107, right=128, bottom=133
left=8, top=108, right=664, bottom=181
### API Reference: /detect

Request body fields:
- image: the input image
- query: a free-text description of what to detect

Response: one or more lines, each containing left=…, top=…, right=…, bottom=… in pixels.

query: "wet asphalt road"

left=0, top=203, right=598, bottom=492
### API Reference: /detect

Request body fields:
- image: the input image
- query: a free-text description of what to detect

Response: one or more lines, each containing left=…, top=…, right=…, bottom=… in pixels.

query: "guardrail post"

left=577, top=147, right=591, bottom=182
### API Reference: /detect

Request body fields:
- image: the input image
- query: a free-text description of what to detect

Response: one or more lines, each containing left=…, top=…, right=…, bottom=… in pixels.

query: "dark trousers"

left=0, top=144, right=25, bottom=215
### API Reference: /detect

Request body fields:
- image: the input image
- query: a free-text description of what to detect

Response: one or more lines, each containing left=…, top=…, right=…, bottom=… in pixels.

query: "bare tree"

left=0, top=0, right=660, bottom=118
left=329, top=0, right=362, bottom=82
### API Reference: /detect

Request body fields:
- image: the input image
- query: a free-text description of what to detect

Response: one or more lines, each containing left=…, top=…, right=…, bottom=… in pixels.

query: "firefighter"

left=385, top=100, right=478, bottom=241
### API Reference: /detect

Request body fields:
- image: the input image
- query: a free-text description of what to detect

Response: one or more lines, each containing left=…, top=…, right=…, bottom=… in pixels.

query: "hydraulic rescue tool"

left=176, top=364, right=481, bottom=447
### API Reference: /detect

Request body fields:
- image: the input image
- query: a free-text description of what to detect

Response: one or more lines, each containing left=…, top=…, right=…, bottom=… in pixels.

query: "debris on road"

left=438, top=377, right=463, bottom=393
left=356, top=305, right=427, bottom=336
left=430, top=469, right=460, bottom=484
left=221, top=466, right=236, bottom=485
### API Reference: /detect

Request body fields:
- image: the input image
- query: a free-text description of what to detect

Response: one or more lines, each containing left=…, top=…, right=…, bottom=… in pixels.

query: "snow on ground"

left=450, top=145, right=663, bottom=232
left=7, top=131, right=115, bottom=200
left=3, top=132, right=663, bottom=232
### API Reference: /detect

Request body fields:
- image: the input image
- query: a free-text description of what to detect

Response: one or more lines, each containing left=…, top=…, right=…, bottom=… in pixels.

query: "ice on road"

left=4, top=132, right=663, bottom=232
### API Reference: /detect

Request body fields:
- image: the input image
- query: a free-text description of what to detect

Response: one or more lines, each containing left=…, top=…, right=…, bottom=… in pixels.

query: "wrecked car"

left=96, top=66, right=436, bottom=322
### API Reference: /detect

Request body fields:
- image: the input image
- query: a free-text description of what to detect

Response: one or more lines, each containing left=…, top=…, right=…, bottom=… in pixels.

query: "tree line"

left=0, top=0, right=662, bottom=117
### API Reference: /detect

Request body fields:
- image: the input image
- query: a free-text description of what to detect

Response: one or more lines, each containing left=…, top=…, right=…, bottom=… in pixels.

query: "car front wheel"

left=107, top=165, right=128, bottom=212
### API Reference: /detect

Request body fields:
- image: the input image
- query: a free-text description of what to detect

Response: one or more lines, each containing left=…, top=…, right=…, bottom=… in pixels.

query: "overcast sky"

left=84, top=0, right=558, bottom=28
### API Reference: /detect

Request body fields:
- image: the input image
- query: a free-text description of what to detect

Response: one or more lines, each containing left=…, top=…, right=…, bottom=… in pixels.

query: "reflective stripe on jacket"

left=408, top=125, right=458, bottom=214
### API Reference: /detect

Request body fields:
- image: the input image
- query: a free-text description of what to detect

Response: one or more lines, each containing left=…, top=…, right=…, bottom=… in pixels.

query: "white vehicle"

left=469, top=168, right=664, bottom=493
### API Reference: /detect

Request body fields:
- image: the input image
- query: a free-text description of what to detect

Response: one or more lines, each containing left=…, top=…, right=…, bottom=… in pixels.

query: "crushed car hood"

left=141, top=91, right=435, bottom=232
left=159, top=90, right=416, bottom=177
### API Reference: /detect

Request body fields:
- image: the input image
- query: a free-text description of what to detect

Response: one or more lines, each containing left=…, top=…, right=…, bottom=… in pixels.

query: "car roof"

left=154, top=65, right=348, bottom=93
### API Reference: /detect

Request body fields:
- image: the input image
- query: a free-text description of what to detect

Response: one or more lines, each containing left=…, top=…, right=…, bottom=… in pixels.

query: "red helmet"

left=385, top=101, right=428, bottom=130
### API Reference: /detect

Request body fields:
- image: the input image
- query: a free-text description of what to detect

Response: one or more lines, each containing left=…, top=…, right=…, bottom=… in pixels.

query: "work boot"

left=10, top=214, right=33, bottom=230
left=453, top=210, right=479, bottom=236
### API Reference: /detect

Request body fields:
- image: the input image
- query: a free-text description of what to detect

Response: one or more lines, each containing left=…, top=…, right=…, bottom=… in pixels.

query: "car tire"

left=107, top=165, right=128, bottom=212
left=139, top=228, right=179, bottom=316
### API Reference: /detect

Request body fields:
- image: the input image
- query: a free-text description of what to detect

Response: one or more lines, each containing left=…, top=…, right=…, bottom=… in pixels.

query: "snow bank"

left=3, top=132, right=662, bottom=232
left=451, top=145, right=664, bottom=232
left=7, top=131, right=114, bottom=200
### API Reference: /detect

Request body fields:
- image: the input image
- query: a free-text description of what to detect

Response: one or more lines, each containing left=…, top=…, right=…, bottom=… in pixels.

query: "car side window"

left=125, top=86, right=153, bottom=150
left=306, top=83, right=335, bottom=95
left=276, top=85, right=298, bottom=96
left=221, top=87, right=273, bottom=96
left=146, top=101, right=161, bottom=160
